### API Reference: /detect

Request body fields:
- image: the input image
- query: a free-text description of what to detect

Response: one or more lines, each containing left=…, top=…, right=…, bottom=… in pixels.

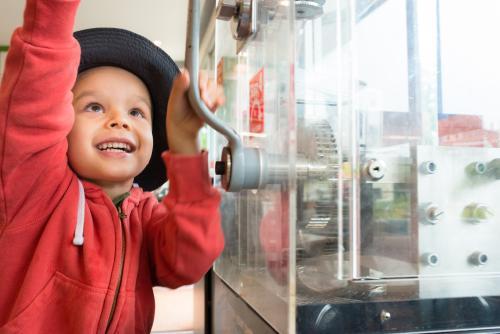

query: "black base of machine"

left=211, top=272, right=500, bottom=333
left=298, top=297, right=500, bottom=333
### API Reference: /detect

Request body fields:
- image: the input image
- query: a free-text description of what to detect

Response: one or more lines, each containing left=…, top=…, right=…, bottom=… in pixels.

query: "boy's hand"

left=166, top=69, right=225, bottom=155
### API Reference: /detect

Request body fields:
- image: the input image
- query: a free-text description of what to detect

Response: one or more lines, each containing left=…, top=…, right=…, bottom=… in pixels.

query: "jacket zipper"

left=105, top=207, right=127, bottom=333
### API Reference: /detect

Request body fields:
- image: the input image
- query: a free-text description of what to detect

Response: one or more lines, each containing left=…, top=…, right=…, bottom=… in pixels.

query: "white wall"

left=0, top=0, right=189, bottom=62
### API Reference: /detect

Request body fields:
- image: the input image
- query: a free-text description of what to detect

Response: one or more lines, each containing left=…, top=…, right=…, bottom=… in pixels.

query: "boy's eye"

left=130, top=108, right=146, bottom=119
left=85, top=103, right=103, bottom=113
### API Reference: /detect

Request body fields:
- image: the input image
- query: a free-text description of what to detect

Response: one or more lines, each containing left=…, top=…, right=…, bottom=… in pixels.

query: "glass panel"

left=212, top=1, right=295, bottom=333
left=355, top=0, right=500, bottom=281
left=439, top=0, right=500, bottom=148
left=297, top=0, right=500, bottom=332
left=212, top=0, right=500, bottom=332
left=294, top=0, right=349, bottom=292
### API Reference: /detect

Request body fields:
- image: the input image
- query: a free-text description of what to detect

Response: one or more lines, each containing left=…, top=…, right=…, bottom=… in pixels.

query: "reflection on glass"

left=212, top=0, right=500, bottom=332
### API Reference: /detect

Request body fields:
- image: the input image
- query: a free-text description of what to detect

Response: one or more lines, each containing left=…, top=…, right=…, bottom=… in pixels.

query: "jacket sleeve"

left=0, top=0, right=80, bottom=228
left=144, top=152, right=224, bottom=288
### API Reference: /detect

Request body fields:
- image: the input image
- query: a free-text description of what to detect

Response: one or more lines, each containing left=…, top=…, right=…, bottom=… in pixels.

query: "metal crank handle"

left=185, top=0, right=269, bottom=191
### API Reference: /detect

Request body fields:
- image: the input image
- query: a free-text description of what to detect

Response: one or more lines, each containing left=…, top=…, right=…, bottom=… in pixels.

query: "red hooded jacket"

left=0, top=0, right=224, bottom=333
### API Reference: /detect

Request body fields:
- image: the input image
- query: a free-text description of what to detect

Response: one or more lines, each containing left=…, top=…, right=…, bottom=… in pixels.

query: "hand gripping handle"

left=185, top=0, right=267, bottom=191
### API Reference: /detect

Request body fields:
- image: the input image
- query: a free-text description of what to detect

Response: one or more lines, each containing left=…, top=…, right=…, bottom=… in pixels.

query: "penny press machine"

left=185, top=0, right=500, bottom=332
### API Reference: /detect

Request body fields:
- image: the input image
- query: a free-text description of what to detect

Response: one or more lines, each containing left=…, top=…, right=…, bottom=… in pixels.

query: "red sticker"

left=249, top=68, right=264, bottom=133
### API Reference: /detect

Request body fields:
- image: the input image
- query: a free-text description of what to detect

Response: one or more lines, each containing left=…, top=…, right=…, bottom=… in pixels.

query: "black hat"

left=74, top=27, right=179, bottom=191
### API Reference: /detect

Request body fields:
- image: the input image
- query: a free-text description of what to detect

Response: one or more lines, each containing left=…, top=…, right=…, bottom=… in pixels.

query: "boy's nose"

left=109, top=120, right=129, bottom=129
left=107, top=111, right=130, bottom=129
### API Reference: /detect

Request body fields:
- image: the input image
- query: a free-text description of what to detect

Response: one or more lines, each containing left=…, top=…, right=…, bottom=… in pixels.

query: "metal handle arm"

left=185, top=0, right=266, bottom=191
left=185, top=0, right=242, bottom=148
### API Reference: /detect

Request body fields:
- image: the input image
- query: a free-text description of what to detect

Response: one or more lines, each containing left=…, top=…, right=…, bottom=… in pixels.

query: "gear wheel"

left=301, top=120, right=337, bottom=160
left=297, top=120, right=339, bottom=240
left=296, top=120, right=345, bottom=292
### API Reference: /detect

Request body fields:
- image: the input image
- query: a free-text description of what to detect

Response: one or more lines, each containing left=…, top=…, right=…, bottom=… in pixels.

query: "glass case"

left=209, top=0, right=500, bottom=332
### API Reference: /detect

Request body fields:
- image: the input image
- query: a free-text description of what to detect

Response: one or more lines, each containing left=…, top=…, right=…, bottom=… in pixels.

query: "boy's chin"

left=78, top=170, right=139, bottom=186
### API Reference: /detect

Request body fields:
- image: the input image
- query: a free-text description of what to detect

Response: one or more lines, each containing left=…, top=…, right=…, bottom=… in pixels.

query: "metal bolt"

left=467, top=162, right=487, bottom=176
left=365, top=159, right=386, bottom=181
left=421, top=252, right=439, bottom=266
left=380, top=310, right=391, bottom=323
left=420, top=161, right=437, bottom=174
left=423, top=204, right=444, bottom=224
left=469, top=252, right=488, bottom=266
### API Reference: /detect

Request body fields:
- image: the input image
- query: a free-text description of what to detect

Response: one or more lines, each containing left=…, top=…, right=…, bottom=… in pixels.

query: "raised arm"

left=0, top=0, right=81, bottom=228
left=144, top=152, right=224, bottom=288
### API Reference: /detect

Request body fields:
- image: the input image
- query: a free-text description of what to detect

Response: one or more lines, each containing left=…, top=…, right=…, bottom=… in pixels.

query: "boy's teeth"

left=97, top=142, right=131, bottom=152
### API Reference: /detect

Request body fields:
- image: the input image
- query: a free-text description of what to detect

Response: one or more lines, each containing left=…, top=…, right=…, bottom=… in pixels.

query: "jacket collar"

left=80, top=179, right=145, bottom=208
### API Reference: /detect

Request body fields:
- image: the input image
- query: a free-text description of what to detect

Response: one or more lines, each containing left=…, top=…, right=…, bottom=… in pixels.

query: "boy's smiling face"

left=68, top=66, right=153, bottom=193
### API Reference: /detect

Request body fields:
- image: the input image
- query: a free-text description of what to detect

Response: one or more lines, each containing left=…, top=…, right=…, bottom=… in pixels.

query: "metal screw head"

left=380, top=310, right=391, bottom=323
left=420, top=161, right=437, bottom=174
left=469, top=251, right=488, bottom=266
left=467, top=162, right=487, bottom=175
left=423, top=204, right=444, bottom=224
left=365, top=159, right=386, bottom=181
left=421, top=252, right=439, bottom=266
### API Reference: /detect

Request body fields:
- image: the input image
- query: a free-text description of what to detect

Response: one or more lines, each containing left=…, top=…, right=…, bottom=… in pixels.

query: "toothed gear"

left=298, top=120, right=338, bottom=171
left=297, top=120, right=339, bottom=238
left=296, top=120, right=343, bottom=293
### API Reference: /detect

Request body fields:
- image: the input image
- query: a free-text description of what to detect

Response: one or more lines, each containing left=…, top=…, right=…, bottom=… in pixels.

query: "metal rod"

left=185, top=0, right=243, bottom=150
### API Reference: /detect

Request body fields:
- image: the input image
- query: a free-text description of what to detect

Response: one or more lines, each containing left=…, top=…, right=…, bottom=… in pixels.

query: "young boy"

left=0, top=0, right=225, bottom=333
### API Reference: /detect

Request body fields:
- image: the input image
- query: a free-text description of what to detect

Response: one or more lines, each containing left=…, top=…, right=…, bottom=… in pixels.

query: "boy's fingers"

left=216, top=86, right=225, bottom=105
left=199, top=71, right=208, bottom=92
left=200, top=88, right=212, bottom=109
left=204, top=84, right=225, bottom=112
left=207, top=79, right=217, bottom=95
left=170, top=70, right=223, bottom=112
left=207, top=80, right=218, bottom=106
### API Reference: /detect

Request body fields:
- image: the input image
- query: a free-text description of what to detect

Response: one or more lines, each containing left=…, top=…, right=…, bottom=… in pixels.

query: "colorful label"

left=249, top=68, right=265, bottom=133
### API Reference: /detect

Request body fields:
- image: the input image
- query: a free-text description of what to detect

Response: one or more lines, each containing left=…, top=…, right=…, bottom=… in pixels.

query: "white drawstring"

left=72, top=180, right=85, bottom=246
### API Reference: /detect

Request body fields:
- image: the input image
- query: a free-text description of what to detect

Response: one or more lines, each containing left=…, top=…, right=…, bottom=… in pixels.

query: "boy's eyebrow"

left=73, top=91, right=152, bottom=110
left=131, top=95, right=152, bottom=110
left=73, top=90, right=99, bottom=102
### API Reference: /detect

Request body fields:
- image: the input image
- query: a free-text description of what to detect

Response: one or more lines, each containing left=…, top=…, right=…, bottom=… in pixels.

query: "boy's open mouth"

left=96, top=141, right=135, bottom=153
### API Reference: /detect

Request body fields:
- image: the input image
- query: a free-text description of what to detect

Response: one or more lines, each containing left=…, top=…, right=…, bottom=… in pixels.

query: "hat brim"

left=74, top=28, right=179, bottom=191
